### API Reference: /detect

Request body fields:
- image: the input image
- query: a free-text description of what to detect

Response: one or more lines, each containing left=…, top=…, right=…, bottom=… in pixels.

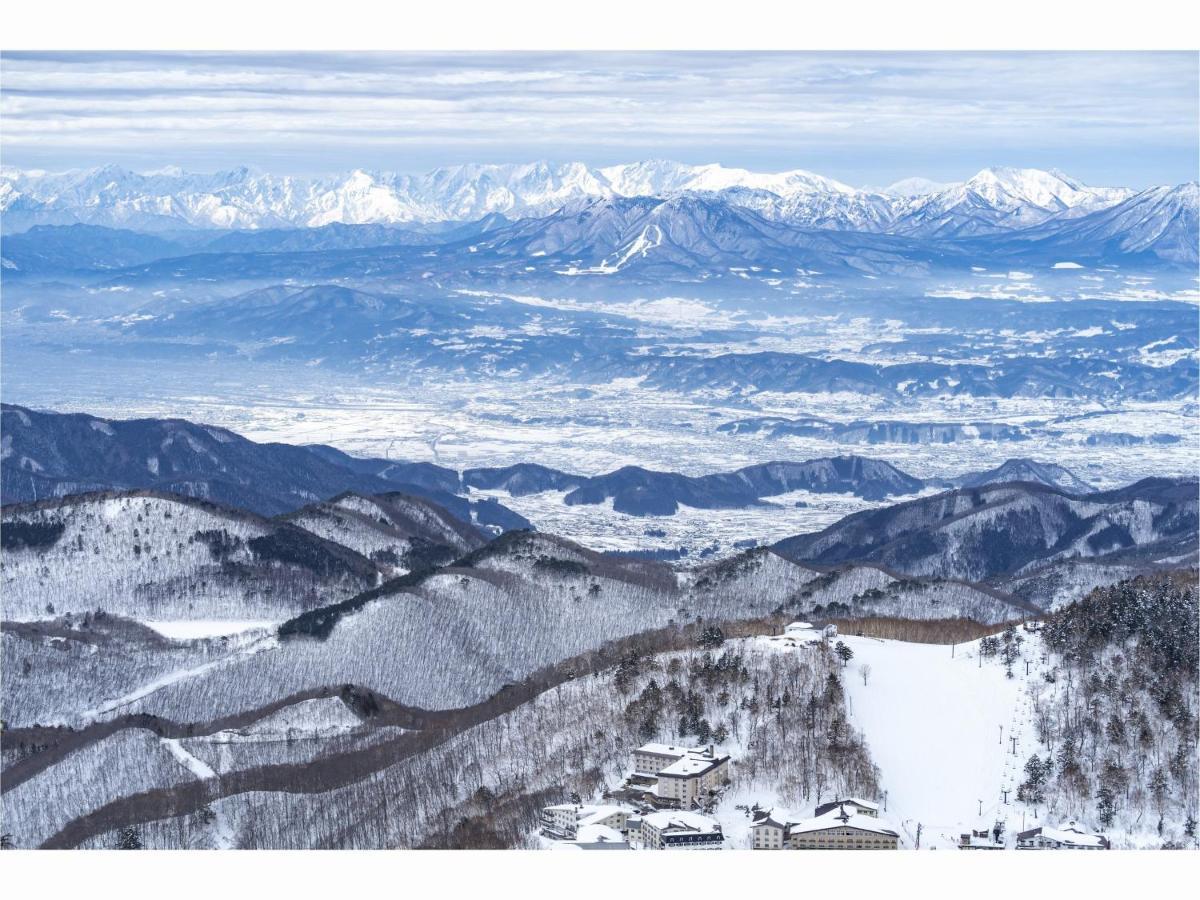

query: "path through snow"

left=160, top=738, right=237, bottom=848
left=79, top=633, right=280, bottom=723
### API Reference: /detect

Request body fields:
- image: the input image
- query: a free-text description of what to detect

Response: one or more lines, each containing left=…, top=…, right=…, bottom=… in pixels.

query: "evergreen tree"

left=834, top=641, right=854, bottom=667
left=1096, top=786, right=1117, bottom=829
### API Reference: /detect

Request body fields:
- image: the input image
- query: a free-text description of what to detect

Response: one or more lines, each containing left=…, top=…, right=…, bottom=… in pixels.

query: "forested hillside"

left=1020, top=573, right=1198, bottom=845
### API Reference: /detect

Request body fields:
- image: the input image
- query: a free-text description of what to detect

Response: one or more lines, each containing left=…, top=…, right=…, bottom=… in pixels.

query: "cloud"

left=1, top=51, right=1195, bottom=186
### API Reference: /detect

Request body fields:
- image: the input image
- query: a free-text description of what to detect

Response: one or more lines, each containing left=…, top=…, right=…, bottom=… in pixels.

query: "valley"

left=1, top=155, right=1196, bottom=854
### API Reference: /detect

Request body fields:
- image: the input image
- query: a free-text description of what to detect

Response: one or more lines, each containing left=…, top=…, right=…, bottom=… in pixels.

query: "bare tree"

left=859, top=664, right=872, bottom=686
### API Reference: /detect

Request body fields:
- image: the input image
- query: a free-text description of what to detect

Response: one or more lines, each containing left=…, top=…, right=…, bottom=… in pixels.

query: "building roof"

left=574, top=824, right=628, bottom=847
left=577, top=806, right=628, bottom=827
left=786, top=804, right=899, bottom=837
left=816, top=797, right=879, bottom=813
left=635, top=742, right=692, bottom=757
left=1018, top=821, right=1105, bottom=847
left=643, top=810, right=722, bottom=835
left=544, top=803, right=631, bottom=823
left=785, top=621, right=814, bottom=631
left=658, top=752, right=729, bottom=778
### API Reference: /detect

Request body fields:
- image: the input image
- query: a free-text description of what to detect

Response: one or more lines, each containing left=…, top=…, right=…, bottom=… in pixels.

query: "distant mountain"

left=462, top=463, right=589, bottom=496
left=877, top=177, right=955, bottom=198
left=0, top=160, right=1150, bottom=238
left=982, top=182, right=1200, bottom=267
left=888, top=167, right=1133, bottom=238
left=4, top=163, right=1194, bottom=276
left=773, top=478, right=1198, bottom=586
left=0, top=404, right=529, bottom=531
left=557, top=456, right=925, bottom=515
left=468, top=194, right=943, bottom=277
left=0, top=224, right=190, bottom=273
left=952, top=458, right=1094, bottom=494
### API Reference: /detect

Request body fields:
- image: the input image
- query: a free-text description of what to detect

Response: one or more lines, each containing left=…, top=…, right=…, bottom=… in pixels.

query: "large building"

left=1016, top=821, right=1109, bottom=850
left=540, top=804, right=632, bottom=841
left=630, top=743, right=731, bottom=808
left=641, top=811, right=724, bottom=850
left=657, top=751, right=731, bottom=806
left=631, top=743, right=693, bottom=775
left=751, top=803, right=900, bottom=850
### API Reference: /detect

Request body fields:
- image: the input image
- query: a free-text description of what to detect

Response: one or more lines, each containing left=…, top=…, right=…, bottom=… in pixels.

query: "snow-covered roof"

left=642, top=810, right=721, bottom=835
left=753, top=807, right=811, bottom=829
left=577, top=805, right=628, bottom=827
left=787, top=805, right=899, bottom=837
left=829, top=797, right=879, bottom=811
left=659, top=752, right=727, bottom=778
left=1023, top=821, right=1105, bottom=847
left=635, top=742, right=691, bottom=757
left=785, top=621, right=814, bottom=631
left=773, top=630, right=822, bottom=645
left=574, top=824, right=627, bottom=846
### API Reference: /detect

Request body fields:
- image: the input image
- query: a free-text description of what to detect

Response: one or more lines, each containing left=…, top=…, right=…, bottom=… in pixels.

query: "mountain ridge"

left=3, top=161, right=1181, bottom=243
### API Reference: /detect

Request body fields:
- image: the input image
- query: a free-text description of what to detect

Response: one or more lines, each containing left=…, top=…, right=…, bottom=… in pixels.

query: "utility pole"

left=999, top=724, right=1003, bottom=744
left=1002, top=788, right=1010, bottom=805
left=915, top=822, right=923, bottom=850
left=1011, top=735, right=1018, bottom=756
left=1025, top=660, right=1031, bottom=676
left=978, top=799, right=983, bottom=816
left=883, top=789, right=888, bottom=813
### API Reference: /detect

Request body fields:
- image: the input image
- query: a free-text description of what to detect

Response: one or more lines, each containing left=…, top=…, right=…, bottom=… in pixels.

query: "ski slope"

left=840, top=633, right=1042, bottom=849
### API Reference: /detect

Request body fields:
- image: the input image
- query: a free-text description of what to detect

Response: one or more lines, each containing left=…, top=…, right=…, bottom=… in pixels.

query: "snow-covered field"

left=142, top=620, right=278, bottom=641
left=464, top=486, right=914, bottom=555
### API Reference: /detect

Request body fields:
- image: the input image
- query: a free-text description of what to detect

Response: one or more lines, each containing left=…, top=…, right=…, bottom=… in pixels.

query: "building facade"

left=541, top=804, right=632, bottom=840
left=641, top=811, right=724, bottom=850
left=752, top=803, right=899, bottom=850
left=656, top=752, right=731, bottom=807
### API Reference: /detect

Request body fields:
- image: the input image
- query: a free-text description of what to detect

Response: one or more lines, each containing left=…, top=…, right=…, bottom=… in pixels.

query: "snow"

left=838, top=634, right=1038, bottom=849
left=642, top=810, right=721, bottom=833
left=659, top=754, right=726, bottom=776
left=78, top=631, right=280, bottom=723
left=2, top=160, right=1140, bottom=232
left=786, top=804, right=900, bottom=836
left=573, top=823, right=626, bottom=845
left=161, top=737, right=218, bottom=780
left=141, top=620, right=278, bottom=641
left=1031, top=822, right=1106, bottom=848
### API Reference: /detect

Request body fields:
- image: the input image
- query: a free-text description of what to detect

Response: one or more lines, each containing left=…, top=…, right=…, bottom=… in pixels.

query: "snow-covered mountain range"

left=0, top=160, right=1174, bottom=237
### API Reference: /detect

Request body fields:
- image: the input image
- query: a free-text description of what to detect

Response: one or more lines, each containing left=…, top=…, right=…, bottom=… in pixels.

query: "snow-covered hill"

left=0, top=491, right=379, bottom=621
left=839, top=631, right=1040, bottom=849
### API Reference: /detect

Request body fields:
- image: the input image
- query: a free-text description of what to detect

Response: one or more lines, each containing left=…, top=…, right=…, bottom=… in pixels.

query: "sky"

left=1, top=51, right=1197, bottom=189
